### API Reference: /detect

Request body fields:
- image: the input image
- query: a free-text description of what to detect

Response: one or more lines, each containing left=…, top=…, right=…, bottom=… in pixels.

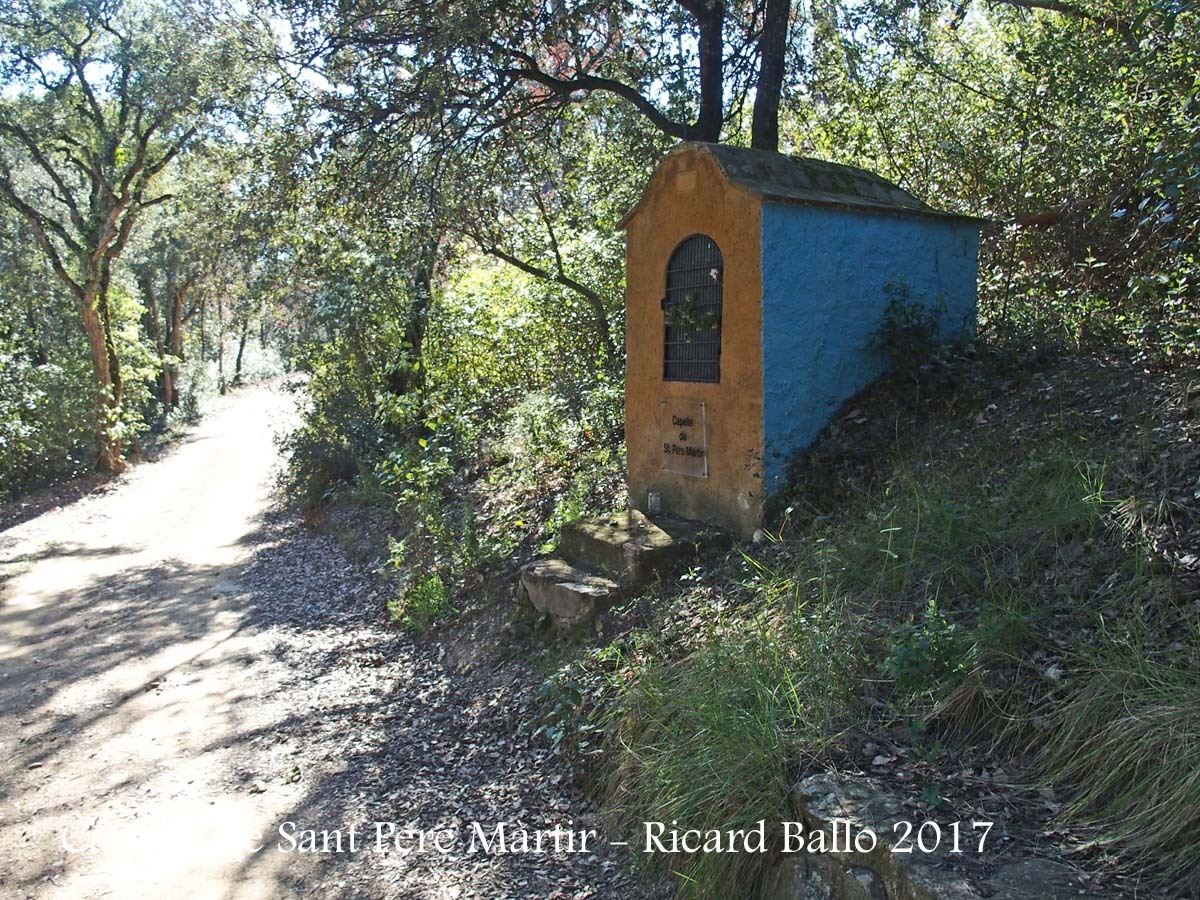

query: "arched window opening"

left=662, top=234, right=723, bottom=383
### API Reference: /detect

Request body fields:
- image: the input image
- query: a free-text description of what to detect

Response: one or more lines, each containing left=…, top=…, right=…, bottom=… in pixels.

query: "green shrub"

left=884, top=597, right=973, bottom=697
left=388, top=572, right=456, bottom=632
left=279, top=349, right=391, bottom=510
left=0, top=351, right=98, bottom=498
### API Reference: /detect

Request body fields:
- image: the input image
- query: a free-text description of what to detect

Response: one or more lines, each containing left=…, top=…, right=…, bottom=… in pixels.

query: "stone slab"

left=558, top=510, right=726, bottom=589
left=519, top=558, right=620, bottom=627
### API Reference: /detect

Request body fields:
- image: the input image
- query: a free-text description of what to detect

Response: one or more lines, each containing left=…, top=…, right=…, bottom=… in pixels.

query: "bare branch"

left=491, top=40, right=691, bottom=140
left=67, top=34, right=109, bottom=140
left=988, top=0, right=1095, bottom=17
left=530, top=188, right=566, bottom=278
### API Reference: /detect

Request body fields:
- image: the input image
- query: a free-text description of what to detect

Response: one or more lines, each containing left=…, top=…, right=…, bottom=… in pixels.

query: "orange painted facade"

left=623, top=146, right=765, bottom=536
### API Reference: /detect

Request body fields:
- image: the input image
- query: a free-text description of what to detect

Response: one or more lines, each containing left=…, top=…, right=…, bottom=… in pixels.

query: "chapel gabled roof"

left=620, top=142, right=984, bottom=227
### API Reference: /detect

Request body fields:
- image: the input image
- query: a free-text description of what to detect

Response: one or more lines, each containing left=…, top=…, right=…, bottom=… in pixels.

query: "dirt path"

left=0, top=385, right=654, bottom=900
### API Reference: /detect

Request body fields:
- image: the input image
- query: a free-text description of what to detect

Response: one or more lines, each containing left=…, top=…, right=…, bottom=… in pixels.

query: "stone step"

left=558, top=509, right=727, bottom=590
left=519, top=558, right=620, bottom=628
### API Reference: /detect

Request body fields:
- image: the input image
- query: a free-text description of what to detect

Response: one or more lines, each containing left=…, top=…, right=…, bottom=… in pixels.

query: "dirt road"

left=0, top=384, right=652, bottom=900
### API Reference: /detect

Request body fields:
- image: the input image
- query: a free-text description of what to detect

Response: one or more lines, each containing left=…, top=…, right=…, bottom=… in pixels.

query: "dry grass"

left=1040, top=637, right=1200, bottom=891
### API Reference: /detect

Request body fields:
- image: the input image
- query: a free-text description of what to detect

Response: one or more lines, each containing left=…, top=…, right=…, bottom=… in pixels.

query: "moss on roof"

left=622, top=142, right=983, bottom=226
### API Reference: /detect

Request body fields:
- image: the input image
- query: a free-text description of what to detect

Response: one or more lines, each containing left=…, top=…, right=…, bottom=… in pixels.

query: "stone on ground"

left=558, top=509, right=724, bottom=589
left=519, top=557, right=620, bottom=627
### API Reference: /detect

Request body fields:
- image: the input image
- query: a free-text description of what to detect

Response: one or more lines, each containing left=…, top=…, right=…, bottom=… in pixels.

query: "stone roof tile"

left=621, top=142, right=983, bottom=226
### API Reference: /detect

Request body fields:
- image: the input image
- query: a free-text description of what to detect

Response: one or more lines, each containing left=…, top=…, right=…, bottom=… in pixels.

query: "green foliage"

left=380, top=439, right=494, bottom=580
left=533, top=670, right=590, bottom=753
left=281, top=188, right=628, bottom=583
left=0, top=1, right=283, bottom=489
left=598, top=599, right=861, bottom=899
left=279, top=365, right=374, bottom=509
left=108, top=283, right=164, bottom=440
left=583, top=420, right=1184, bottom=893
left=884, top=597, right=973, bottom=697
left=663, top=291, right=720, bottom=332
left=387, top=572, right=456, bottom=632
left=792, top=0, right=1200, bottom=365
left=0, top=350, right=96, bottom=498
left=869, top=282, right=951, bottom=375
left=502, top=380, right=623, bottom=482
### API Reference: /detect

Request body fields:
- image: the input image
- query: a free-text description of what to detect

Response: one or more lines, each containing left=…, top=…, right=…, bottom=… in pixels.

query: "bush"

left=578, top=416, right=1188, bottom=895
left=279, top=350, right=388, bottom=510
left=0, top=351, right=98, bottom=498
left=884, top=597, right=973, bottom=698
left=388, top=572, right=456, bottom=632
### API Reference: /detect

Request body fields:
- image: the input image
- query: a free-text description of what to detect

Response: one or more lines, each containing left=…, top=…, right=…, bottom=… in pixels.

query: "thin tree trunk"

left=96, top=257, right=124, bottom=407
left=407, top=262, right=432, bottom=394
left=139, top=271, right=177, bottom=408
left=24, top=292, right=47, bottom=366
left=169, top=296, right=184, bottom=363
left=751, top=0, right=790, bottom=152
left=234, top=318, right=249, bottom=386
left=166, top=283, right=194, bottom=406
left=217, top=295, right=226, bottom=395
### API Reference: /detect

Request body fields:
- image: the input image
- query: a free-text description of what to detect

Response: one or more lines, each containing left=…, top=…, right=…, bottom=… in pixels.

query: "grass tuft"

left=583, top=377, right=1195, bottom=897
left=598, top=595, right=861, bottom=899
left=1039, top=632, right=1200, bottom=891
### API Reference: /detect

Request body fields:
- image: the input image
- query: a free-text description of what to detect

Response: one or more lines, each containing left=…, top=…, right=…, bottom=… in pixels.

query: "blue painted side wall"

left=760, top=203, right=979, bottom=486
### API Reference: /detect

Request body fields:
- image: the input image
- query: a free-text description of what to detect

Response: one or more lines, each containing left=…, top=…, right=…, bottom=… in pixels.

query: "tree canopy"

left=0, top=0, right=1195, bottom=491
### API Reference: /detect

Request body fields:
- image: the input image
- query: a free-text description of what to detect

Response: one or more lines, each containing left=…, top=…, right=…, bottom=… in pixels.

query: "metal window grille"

left=663, top=234, right=723, bottom=383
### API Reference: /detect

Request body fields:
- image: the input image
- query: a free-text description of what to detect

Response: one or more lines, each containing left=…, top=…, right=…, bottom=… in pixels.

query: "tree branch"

left=471, top=234, right=616, bottom=359
left=530, top=188, right=566, bottom=278
left=492, top=42, right=690, bottom=140
left=136, top=193, right=175, bottom=211
left=0, top=172, right=85, bottom=304
left=67, top=37, right=109, bottom=140
left=988, top=0, right=1095, bottom=17
left=0, top=121, right=88, bottom=236
left=986, top=0, right=1137, bottom=38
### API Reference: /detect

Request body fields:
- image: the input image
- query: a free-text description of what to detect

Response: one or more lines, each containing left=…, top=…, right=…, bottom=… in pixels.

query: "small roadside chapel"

left=518, top=144, right=982, bottom=624
left=620, top=142, right=983, bottom=536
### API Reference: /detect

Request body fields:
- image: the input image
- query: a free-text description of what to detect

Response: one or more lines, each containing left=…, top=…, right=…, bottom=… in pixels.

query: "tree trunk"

left=165, top=284, right=193, bottom=407
left=169, top=296, right=184, bottom=362
left=217, top=296, right=226, bottom=395
left=79, top=294, right=125, bottom=473
left=96, top=258, right=124, bottom=408
left=751, top=0, right=790, bottom=151
left=692, top=1, right=726, bottom=143
left=139, top=271, right=177, bottom=408
left=234, top=318, right=249, bottom=386
left=407, top=262, right=432, bottom=393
